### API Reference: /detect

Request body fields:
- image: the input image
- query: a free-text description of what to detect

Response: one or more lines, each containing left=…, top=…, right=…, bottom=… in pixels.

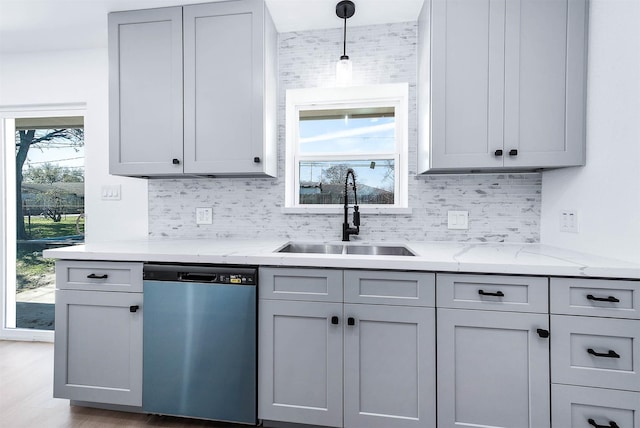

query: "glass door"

left=1, top=108, right=84, bottom=339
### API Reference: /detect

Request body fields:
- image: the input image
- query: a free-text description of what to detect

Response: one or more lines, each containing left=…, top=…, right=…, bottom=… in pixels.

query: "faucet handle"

left=353, top=205, right=360, bottom=227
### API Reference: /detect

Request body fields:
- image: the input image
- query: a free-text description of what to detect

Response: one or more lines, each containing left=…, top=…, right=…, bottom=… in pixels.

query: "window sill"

left=281, top=207, right=413, bottom=215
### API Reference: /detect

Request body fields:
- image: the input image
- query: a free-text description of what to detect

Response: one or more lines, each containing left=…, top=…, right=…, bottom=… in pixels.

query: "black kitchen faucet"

left=342, top=168, right=360, bottom=241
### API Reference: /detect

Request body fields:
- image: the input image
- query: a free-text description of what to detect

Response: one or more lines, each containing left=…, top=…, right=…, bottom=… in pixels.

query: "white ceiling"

left=0, top=0, right=424, bottom=54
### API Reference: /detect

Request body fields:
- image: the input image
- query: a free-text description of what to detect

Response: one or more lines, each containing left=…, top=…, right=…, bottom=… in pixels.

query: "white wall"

left=0, top=48, right=148, bottom=243
left=540, top=0, right=640, bottom=263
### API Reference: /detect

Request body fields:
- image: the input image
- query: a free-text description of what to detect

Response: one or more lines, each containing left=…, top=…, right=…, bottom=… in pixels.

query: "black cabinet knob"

left=331, top=316, right=339, bottom=325
left=172, top=158, right=180, bottom=165
left=494, top=149, right=503, bottom=156
left=253, top=157, right=261, bottom=163
left=129, top=305, right=140, bottom=313
left=509, top=149, right=518, bottom=156
left=536, top=328, right=550, bottom=338
left=347, top=317, right=355, bottom=326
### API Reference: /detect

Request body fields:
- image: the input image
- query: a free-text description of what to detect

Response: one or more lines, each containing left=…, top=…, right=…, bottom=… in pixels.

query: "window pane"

left=299, top=107, right=395, bottom=154
left=299, top=160, right=394, bottom=205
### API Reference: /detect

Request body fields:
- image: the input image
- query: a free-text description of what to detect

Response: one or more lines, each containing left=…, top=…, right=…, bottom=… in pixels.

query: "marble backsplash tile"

left=148, top=22, right=541, bottom=243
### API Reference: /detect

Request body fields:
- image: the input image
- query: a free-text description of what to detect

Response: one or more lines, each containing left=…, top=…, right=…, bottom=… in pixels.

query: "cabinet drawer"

left=552, top=384, right=639, bottom=428
left=551, top=315, right=640, bottom=392
left=436, top=274, right=548, bottom=313
left=56, top=261, right=143, bottom=292
left=551, top=277, right=640, bottom=319
left=344, top=270, right=435, bottom=307
left=259, top=267, right=343, bottom=302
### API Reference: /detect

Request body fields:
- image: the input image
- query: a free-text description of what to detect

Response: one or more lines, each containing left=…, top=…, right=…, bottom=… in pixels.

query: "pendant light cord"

left=342, top=6, right=348, bottom=59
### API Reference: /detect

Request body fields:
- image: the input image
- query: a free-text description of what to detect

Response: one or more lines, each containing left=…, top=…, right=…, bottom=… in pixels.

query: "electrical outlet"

left=559, top=209, right=579, bottom=233
left=196, top=207, right=213, bottom=225
left=447, top=210, right=469, bottom=230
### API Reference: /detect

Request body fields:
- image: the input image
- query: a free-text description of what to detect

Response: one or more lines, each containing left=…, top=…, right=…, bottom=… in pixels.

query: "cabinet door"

left=258, top=300, right=343, bottom=427
left=437, top=308, right=550, bottom=428
left=503, top=0, right=587, bottom=168
left=344, top=304, right=435, bottom=428
left=108, top=7, right=184, bottom=176
left=54, top=290, right=143, bottom=406
left=183, top=1, right=267, bottom=175
left=430, top=0, right=505, bottom=170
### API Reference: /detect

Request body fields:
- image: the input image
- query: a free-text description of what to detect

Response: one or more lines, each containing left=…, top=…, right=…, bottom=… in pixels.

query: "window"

left=285, top=84, right=408, bottom=211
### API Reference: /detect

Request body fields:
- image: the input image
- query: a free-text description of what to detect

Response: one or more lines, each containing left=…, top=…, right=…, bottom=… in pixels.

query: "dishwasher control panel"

left=143, top=264, right=257, bottom=286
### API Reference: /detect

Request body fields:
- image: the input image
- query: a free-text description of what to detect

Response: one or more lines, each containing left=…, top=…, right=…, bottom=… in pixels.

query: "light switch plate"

left=196, top=207, right=213, bottom=225
left=101, top=185, right=121, bottom=201
left=447, top=210, right=469, bottom=230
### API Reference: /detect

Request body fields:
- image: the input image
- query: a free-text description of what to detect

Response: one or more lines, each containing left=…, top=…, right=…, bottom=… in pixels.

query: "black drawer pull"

left=172, top=158, right=180, bottom=165
left=494, top=149, right=503, bottom=156
left=331, top=316, right=339, bottom=325
left=587, top=348, right=620, bottom=359
left=478, top=289, right=504, bottom=297
left=509, top=149, right=518, bottom=156
left=536, top=329, right=550, bottom=338
left=586, top=294, right=620, bottom=303
left=87, top=274, right=108, bottom=279
left=588, top=418, right=620, bottom=428
left=253, top=157, right=261, bottom=163
left=347, top=317, right=355, bottom=326
left=129, top=305, right=139, bottom=313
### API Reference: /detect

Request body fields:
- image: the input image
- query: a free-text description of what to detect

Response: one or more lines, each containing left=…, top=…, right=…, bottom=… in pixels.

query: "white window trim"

left=0, top=103, right=86, bottom=342
left=284, top=83, right=409, bottom=214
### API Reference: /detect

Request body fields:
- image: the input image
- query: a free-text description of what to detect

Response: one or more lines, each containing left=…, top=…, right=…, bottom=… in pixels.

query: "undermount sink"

left=276, top=242, right=416, bottom=257
left=277, top=243, right=344, bottom=255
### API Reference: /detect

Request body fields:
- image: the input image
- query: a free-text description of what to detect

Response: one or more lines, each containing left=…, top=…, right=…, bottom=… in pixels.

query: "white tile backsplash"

left=148, top=22, right=541, bottom=243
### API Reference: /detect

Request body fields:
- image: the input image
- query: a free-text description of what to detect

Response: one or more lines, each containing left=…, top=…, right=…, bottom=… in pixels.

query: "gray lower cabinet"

left=259, top=299, right=344, bottom=427
left=436, top=273, right=550, bottom=428
left=550, top=277, right=640, bottom=427
left=419, top=0, right=588, bottom=172
left=109, top=0, right=277, bottom=177
left=258, top=267, right=436, bottom=428
left=53, top=261, right=143, bottom=406
left=343, top=304, right=435, bottom=428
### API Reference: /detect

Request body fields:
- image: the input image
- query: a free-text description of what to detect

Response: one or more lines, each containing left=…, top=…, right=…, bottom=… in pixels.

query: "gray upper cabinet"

left=108, top=7, right=184, bottom=176
left=419, top=0, right=588, bottom=172
left=109, top=0, right=277, bottom=177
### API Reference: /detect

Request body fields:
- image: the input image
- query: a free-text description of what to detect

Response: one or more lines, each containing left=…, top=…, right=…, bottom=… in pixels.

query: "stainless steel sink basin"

left=344, top=245, right=415, bottom=256
left=276, top=242, right=416, bottom=257
left=277, top=243, right=344, bottom=254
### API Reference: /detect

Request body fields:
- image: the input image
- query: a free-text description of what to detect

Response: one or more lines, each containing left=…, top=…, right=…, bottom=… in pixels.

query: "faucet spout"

left=342, top=168, right=360, bottom=241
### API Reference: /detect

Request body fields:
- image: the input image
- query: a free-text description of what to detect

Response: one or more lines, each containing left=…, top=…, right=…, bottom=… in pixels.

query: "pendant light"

left=335, top=0, right=355, bottom=86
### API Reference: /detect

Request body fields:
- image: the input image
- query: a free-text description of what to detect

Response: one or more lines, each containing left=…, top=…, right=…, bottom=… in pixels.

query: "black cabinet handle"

left=253, top=157, right=261, bottom=163
left=87, top=273, right=108, bottom=279
left=347, top=317, right=355, bottom=326
left=494, top=149, right=503, bottom=156
left=129, top=305, right=139, bottom=313
left=478, top=289, right=504, bottom=297
left=587, top=294, right=620, bottom=303
left=509, top=149, right=518, bottom=156
left=587, top=348, right=620, bottom=358
left=331, top=316, right=339, bottom=325
left=588, top=418, right=620, bottom=428
left=536, top=329, right=550, bottom=338
left=172, top=158, right=180, bottom=165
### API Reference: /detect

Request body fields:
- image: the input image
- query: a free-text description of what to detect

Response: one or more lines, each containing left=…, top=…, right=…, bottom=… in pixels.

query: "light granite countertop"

left=43, top=239, right=640, bottom=279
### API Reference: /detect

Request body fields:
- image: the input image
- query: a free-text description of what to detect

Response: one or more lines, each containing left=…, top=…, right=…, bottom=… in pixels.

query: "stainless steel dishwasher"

left=142, top=264, right=257, bottom=424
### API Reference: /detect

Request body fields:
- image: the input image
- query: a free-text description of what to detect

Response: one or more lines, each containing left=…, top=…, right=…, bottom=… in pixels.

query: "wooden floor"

left=0, top=340, right=251, bottom=428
